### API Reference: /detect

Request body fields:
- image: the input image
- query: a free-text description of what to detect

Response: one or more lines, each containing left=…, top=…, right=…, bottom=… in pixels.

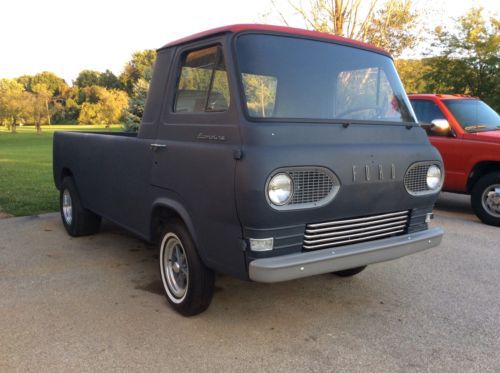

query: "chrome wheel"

left=62, top=189, right=73, bottom=225
left=160, top=233, right=189, bottom=303
left=482, top=184, right=500, bottom=218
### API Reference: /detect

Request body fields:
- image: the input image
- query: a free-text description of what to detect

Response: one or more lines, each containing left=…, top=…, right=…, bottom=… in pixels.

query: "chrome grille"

left=404, top=163, right=429, bottom=194
left=289, top=169, right=335, bottom=205
left=303, top=210, right=409, bottom=250
left=268, top=167, right=340, bottom=210
left=404, top=162, right=442, bottom=196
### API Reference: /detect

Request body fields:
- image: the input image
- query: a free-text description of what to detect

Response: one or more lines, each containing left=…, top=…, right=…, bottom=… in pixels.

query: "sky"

left=0, top=0, right=498, bottom=84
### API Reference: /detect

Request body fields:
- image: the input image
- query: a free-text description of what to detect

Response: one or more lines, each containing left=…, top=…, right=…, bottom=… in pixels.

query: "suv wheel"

left=471, top=172, right=500, bottom=227
left=60, top=177, right=101, bottom=236
left=159, top=222, right=214, bottom=316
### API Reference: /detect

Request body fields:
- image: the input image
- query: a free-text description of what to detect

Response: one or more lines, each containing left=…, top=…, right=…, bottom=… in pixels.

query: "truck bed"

left=53, top=130, right=153, bottom=238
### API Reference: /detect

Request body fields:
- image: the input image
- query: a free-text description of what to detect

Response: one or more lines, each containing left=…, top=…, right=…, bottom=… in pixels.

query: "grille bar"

left=307, top=211, right=408, bottom=229
left=303, top=210, right=409, bottom=250
left=304, top=220, right=407, bottom=239
left=304, top=224, right=407, bottom=245
left=303, top=229, right=406, bottom=249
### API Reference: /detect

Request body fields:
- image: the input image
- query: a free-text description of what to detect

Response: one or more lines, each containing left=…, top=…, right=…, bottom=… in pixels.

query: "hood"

left=463, top=131, right=500, bottom=144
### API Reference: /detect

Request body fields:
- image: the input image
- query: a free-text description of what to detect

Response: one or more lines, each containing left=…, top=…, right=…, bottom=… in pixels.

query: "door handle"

left=150, top=143, right=167, bottom=151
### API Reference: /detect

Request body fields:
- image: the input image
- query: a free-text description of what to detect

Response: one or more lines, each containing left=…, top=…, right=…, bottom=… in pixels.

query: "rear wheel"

left=333, top=266, right=367, bottom=277
left=471, top=172, right=500, bottom=227
left=159, top=222, right=214, bottom=316
left=60, top=177, right=101, bottom=236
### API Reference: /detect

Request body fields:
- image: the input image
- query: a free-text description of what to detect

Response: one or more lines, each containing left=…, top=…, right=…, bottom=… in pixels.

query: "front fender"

left=150, top=197, right=206, bottom=263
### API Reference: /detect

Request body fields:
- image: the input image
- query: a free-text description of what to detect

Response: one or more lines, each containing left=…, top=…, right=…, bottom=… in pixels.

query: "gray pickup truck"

left=53, top=24, right=444, bottom=316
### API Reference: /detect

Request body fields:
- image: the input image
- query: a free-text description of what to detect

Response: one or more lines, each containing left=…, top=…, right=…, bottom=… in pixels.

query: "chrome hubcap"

left=162, top=234, right=189, bottom=299
left=62, top=189, right=73, bottom=225
left=482, top=184, right=500, bottom=217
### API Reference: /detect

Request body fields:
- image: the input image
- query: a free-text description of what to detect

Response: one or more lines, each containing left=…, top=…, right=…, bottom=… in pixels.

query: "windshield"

left=442, top=99, right=500, bottom=132
left=235, top=34, right=416, bottom=124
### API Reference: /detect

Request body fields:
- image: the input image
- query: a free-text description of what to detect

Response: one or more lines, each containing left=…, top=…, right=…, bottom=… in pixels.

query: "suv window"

left=410, top=99, right=445, bottom=124
left=174, top=46, right=230, bottom=113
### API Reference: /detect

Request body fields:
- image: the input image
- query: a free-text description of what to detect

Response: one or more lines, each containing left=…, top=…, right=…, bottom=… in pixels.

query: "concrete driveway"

left=0, top=193, right=499, bottom=372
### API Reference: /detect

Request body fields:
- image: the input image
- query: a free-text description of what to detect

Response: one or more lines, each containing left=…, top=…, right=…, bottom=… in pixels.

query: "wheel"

left=60, top=177, right=101, bottom=236
left=471, top=172, right=500, bottom=227
left=159, top=222, right=214, bottom=316
left=333, top=266, right=367, bottom=277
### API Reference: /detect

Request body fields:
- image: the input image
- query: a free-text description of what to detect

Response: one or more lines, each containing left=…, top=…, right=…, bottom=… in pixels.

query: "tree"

left=99, top=70, right=123, bottom=90
left=430, top=8, right=499, bottom=110
left=123, top=78, right=149, bottom=132
left=31, top=71, right=67, bottom=96
left=397, top=8, right=499, bottom=112
left=78, top=102, right=104, bottom=125
left=0, top=79, right=32, bottom=132
left=121, top=50, right=157, bottom=131
left=365, top=0, right=420, bottom=56
left=77, top=86, right=128, bottom=126
left=74, top=69, right=124, bottom=90
left=15, top=72, right=68, bottom=125
left=271, top=0, right=421, bottom=57
left=31, top=83, right=52, bottom=126
left=98, top=88, right=129, bottom=127
left=74, top=70, right=101, bottom=88
left=395, top=59, right=423, bottom=93
left=16, top=71, right=67, bottom=95
left=119, top=49, right=156, bottom=95
left=29, top=92, right=48, bottom=134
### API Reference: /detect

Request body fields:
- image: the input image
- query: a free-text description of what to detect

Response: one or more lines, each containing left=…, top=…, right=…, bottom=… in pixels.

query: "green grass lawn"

left=0, top=124, right=122, bottom=216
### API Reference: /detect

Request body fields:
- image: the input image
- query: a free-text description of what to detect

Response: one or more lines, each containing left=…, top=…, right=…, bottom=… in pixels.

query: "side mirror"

left=421, top=119, right=452, bottom=136
left=430, top=119, right=451, bottom=134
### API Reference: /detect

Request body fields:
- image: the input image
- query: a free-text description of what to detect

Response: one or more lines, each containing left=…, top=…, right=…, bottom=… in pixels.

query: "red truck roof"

left=409, top=94, right=478, bottom=100
left=160, top=24, right=390, bottom=57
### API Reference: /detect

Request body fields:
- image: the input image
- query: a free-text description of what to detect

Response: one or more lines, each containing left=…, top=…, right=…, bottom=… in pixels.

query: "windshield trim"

left=232, top=31, right=415, bottom=126
left=244, top=116, right=418, bottom=127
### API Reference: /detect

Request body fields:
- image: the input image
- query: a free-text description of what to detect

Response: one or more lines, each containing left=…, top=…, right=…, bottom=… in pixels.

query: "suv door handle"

left=150, top=143, right=167, bottom=151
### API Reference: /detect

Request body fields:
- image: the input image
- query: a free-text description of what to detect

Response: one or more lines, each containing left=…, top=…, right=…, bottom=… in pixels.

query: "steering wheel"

left=336, top=106, right=383, bottom=119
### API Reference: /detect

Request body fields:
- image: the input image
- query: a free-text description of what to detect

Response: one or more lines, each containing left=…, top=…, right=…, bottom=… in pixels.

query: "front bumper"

left=249, top=227, right=443, bottom=283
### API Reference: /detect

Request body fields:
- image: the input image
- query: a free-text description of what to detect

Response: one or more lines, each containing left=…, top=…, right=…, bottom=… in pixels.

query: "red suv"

left=409, top=94, right=500, bottom=226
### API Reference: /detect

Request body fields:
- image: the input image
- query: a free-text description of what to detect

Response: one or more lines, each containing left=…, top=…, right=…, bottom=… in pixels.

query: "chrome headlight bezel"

left=404, top=162, right=444, bottom=196
left=426, top=165, right=442, bottom=190
left=265, top=167, right=340, bottom=210
left=267, top=172, right=293, bottom=206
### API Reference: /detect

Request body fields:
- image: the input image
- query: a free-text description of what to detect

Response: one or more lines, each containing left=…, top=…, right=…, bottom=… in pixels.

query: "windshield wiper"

left=464, top=124, right=487, bottom=132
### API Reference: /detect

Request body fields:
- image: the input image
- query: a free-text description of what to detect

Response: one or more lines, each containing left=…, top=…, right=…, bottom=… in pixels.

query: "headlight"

left=267, top=173, right=293, bottom=205
left=426, top=165, right=442, bottom=190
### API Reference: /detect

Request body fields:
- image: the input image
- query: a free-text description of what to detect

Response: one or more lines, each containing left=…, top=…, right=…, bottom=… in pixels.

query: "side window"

left=412, top=100, right=445, bottom=123
left=174, top=46, right=230, bottom=113
left=410, top=100, right=423, bottom=120
left=411, top=99, right=447, bottom=136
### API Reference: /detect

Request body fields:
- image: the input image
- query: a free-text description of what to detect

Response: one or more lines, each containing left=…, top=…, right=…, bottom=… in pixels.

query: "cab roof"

left=160, top=24, right=391, bottom=57
left=409, top=94, right=479, bottom=100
